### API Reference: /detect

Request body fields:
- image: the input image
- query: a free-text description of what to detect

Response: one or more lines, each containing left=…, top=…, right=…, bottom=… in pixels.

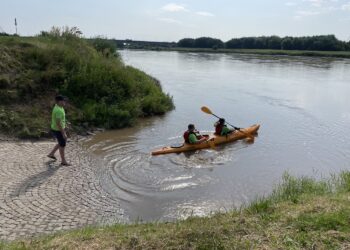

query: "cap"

left=55, top=95, right=67, bottom=102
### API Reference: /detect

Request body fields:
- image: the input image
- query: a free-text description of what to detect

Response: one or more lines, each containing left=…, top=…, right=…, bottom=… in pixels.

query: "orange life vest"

left=215, top=123, right=224, bottom=135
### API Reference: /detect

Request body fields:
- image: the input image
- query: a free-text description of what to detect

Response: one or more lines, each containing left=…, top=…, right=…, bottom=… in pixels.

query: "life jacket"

left=215, top=123, right=224, bottom=135
left=183, top=130, right=198, bottom=143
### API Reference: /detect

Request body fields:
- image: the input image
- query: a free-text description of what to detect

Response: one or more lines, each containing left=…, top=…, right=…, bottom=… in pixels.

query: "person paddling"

left=214, top=118, right=239, bottom=136
left=47, top=95, right=70, bottom=166
left=183, top=124, right=207, bottom=144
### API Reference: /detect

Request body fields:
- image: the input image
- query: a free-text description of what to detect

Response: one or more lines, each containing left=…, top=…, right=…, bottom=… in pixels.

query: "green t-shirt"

left=188, top=133, right=198, bottom=144
left=51, top=104, right=66, bottom=131
left=221, top=126, right=231, bottom=136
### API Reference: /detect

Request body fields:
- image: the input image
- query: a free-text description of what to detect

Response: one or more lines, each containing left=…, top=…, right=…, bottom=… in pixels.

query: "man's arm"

left=189, top=134, right=206, bottom=144
left=56, top=118, right=67, bottom=140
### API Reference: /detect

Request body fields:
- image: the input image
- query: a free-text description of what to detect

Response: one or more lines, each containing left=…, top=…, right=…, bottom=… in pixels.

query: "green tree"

left=267, top=36, right=281, bottom=49
left=254, top=37, right=267, bottom=49
left=281, top=37, right=293, bottom=50
left=225, top=38, right=242, bottom=49
left=89, top=37, right=118, bottom=57
left=194, top=37, right=224, bottom=49
left=241, top=37, right=256, bottom=49
left=178, top=38, right=195, bottom=48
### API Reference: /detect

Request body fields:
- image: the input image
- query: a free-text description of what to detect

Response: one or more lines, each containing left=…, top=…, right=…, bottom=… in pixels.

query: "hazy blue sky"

left=1, top=0, right=349, bottom=41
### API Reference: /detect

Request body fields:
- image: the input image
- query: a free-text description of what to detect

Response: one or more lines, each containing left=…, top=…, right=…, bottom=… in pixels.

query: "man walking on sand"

left=47, top=95, right=70, bottom=166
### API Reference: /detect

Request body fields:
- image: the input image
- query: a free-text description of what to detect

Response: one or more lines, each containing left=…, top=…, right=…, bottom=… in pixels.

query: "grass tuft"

left=293, top=209, right=350, bottom=232
left=271, top=173, right=330, bottom=203
left=337, top=171, right=350, bottom=192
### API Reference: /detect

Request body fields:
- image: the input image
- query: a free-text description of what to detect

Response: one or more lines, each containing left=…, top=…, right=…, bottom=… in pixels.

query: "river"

left=83, top=50, right=350, bottom=222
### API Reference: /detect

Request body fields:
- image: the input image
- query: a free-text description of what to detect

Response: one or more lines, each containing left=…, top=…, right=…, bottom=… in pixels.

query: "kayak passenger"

left=183, top=124, right=207, bottom=144
left=215, top=118, right=237, bottom=136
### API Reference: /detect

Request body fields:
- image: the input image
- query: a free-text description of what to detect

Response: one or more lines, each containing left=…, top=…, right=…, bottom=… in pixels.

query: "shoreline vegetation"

left=1, top=171, right=349, bottom=249
left=0, top=27, right=174, bottom=139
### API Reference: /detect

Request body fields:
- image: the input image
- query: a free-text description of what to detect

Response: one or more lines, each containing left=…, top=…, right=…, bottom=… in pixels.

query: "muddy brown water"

left=82, top=51, right=350, bottom=222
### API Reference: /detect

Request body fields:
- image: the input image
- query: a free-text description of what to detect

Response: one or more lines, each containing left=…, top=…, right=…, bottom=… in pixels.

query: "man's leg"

left=59, top=145, right=71, bottom=166
left=59, top=146, right=69, bottom=165
left=55, top=131, right=70, bottom=166
left=48, top=144, right=59, bottom=158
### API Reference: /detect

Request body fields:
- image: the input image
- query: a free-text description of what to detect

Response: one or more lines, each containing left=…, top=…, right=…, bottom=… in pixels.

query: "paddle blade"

left=201, top=106, right=212, bottom=115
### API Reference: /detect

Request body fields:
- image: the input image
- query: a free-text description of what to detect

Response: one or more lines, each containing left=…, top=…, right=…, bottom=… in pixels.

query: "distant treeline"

left=178, top=35, right=350, bottom=51
left=114, top=35, right=350, bottom=51
left=115, top=39, right=176, bottom=49
left=0, top=32, right=15, bottom=37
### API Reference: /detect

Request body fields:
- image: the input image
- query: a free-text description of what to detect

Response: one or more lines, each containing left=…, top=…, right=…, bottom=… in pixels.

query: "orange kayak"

left=151, top=124, right=260, bottom=156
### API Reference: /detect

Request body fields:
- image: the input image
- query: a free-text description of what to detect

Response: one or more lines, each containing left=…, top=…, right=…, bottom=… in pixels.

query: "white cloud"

left=286, top=2, right=297, bottom=6
left=303, top=0, right=339, bottom=7
left=161, top=3, right=188, bottom=12
left=306, top=0, right=323, bottom=7
left=158, top=18, right=182, bottom=24
left=296, top=10, right=321, bottom=16
left=341, top=2, right=350, bottom=10
left=196, top=11, right=215, bottom=17
left=293, top=10, right=321, bottom=20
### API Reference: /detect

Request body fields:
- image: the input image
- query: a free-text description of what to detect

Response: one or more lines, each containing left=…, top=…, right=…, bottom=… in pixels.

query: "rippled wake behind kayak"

left=82, top=124, right=255, bottom=221
left=83, top=50, right=350, bottom=222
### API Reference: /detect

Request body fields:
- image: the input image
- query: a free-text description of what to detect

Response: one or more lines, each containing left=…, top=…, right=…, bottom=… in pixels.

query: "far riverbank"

left=122, top=47, right=350, bottom=59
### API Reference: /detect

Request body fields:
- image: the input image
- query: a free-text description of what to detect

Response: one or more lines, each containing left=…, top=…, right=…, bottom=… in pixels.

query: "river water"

left=83, top=50, right=350, bottom=222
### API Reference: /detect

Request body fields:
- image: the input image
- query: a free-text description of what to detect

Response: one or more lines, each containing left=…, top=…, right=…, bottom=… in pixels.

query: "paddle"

left=195, top=131, right=216, bottom=149
left=201, top=106, right=255, bottom=142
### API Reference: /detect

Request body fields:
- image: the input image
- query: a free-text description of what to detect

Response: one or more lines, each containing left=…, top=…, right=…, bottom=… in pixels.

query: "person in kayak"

left=215, top=118, right=239, bottom=136
left=184, top=124, right=207, bottom=144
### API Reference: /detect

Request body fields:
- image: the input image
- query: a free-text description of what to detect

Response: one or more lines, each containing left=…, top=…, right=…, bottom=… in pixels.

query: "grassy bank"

left=0, top=30, right=174, bottom=138
left=141, top=47, right=350, bottom=59
left=2, top=171, right=350, bottom=249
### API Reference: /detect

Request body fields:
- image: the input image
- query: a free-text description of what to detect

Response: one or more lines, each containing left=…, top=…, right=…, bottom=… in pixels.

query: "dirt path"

left=0, top=140, right=125, bottom=241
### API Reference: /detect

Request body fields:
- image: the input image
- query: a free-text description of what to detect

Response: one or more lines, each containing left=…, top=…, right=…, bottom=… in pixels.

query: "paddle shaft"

left=210, top=113, right=240, bottom=130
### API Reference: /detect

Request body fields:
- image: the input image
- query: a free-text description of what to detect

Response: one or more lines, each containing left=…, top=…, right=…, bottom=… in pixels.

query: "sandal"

left=47, top=155, right=57, bottom=161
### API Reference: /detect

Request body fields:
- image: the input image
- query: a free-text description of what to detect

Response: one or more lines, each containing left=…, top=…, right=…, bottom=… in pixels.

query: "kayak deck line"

left=151, top=124, right=260, bottom=156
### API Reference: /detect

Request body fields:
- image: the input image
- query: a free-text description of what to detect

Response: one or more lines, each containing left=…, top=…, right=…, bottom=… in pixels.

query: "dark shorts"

left=51, top=130, right=66, bottom=147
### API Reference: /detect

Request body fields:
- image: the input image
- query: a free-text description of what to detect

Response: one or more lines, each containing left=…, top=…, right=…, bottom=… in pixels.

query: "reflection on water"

left=83, top=51, right=350, bottom=222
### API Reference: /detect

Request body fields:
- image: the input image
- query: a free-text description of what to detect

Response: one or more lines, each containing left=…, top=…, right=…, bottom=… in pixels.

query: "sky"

left=0, top=0, right=349, bottom=42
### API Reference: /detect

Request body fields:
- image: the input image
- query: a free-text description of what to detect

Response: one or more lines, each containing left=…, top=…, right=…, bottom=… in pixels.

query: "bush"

left=89, top=37, right=119, bottom=58
left=39, top=26, right=82, bottom=40
left=0, top=76, right=10, bottom=89
left=0, top=90, right=18, bottom=104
